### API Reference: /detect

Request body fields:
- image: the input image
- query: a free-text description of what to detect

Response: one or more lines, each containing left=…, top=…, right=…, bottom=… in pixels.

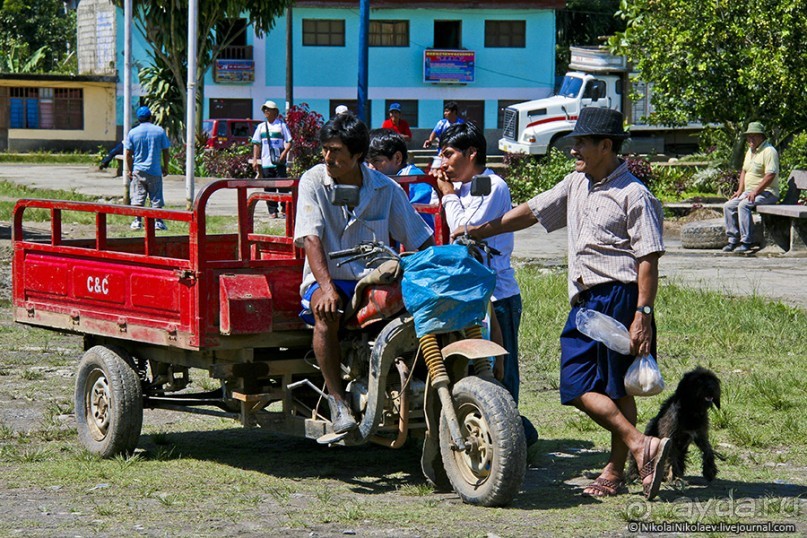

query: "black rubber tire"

left=548, top=133, right=574, bottom=158
left=75, top=346, right=143, bottom=457
left=439, top=377, right=526, bottom=506
left=680, top=218, right=728, bottom=249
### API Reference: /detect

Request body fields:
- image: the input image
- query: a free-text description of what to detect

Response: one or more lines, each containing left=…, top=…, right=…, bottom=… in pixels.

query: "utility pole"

left=185, top=0, right=199, bottom=210
left=123, top=0, right=132, bottom=204
left=285, top=6, right=294, bottom=113
left=357, top=0, right=369, bottom=122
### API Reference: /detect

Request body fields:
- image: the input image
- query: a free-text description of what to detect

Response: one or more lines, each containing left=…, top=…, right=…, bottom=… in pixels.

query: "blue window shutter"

left=26, top=98, right=39, bottom=128
left=10, top=98, right=25, bottom=128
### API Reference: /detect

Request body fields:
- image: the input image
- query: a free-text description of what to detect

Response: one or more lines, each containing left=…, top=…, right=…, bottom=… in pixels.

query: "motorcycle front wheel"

left=439, top=376, right=526, bottom=506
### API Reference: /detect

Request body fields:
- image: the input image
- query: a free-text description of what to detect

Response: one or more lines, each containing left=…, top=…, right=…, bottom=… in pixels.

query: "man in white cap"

left=252, top=100, right=293, bottom=217
left=334, top=104, right=349, bottom=116
left=722, top=121, right=779, bottom=253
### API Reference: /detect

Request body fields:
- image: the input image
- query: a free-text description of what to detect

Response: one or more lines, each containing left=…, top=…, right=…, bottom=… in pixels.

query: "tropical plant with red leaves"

left=284, top=103, right=324, bottom=178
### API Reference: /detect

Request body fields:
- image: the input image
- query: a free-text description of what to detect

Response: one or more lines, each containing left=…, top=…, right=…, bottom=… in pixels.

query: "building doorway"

left=434, top=21, right=461, bottom=49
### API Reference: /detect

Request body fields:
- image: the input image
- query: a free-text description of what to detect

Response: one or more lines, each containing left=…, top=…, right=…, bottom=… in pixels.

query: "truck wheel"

left=439, top=377, right=526, bottom=506
left=548, top=133, right=574, bottom=158
left=75, top=346, right=143, bottom=457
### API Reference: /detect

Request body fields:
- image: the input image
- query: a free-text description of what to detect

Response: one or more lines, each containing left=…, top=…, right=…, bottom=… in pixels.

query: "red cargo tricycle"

left=11, top=177, right=526, bottom=506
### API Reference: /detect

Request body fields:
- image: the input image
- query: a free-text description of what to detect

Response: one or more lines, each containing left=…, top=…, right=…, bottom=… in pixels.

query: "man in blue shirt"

left=422, top=101, right=465, bottom=151
left=367, top=128, right=437, bottom=229
left=125, top=106, right=171, bottom=230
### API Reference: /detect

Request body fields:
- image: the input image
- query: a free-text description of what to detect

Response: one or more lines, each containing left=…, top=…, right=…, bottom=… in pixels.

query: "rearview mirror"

left=470, top=175, right=491, bottom=197
left=329, top=184, right=360, bottom=207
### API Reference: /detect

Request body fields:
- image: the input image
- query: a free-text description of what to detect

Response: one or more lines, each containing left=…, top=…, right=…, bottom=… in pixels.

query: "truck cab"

left=500, top=46, right=701, bottom=157
left=500, top=71, right=622, bottom=155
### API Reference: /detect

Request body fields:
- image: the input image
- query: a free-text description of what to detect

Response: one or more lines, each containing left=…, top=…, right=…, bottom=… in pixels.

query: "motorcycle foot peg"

left=317, top=431, right=350, bottom=445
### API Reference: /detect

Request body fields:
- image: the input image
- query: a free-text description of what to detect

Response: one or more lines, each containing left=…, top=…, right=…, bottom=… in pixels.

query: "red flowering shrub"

left=625, top=155, right=654, bottom=185
left=285, top=103, right=324, bottom=178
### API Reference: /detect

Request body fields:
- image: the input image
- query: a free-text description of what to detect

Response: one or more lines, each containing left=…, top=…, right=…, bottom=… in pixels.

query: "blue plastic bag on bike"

left=401, top=244, right=496, bottom=338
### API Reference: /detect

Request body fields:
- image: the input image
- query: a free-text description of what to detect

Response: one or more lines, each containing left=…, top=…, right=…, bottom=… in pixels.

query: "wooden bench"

left=757, top=170, right=807, bottom=255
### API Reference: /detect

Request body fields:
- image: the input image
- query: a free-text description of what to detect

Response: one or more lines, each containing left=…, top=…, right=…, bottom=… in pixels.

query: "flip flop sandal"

left=639, top=437, right=671, bottom=500
left=582, top=476, right=627, bottom=497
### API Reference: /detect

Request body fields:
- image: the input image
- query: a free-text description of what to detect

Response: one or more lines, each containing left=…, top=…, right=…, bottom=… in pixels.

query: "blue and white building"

left=78, top=0, right=563, bottom=147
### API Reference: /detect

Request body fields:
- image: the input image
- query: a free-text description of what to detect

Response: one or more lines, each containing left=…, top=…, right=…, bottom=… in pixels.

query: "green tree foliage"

left=503, top=150, right=574, bottom=204
left=610, top=0, right=807, bottom=164
left=114, top=0, right=293, bottom=141
left=0, top=0, right=76, bottom=73
left=138, top=55, right=190, bottom=142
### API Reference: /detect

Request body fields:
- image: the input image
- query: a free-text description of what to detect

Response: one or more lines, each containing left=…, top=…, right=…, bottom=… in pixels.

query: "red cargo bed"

left=12, top=179, right=310, bottom=351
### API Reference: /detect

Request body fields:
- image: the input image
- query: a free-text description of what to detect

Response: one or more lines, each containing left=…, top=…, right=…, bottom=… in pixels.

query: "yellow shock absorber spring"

left=465, top=325, right=483, bottom=340
left=465, top=325, right=493, bottom=376
left=419, top=334, right=449, bottom=386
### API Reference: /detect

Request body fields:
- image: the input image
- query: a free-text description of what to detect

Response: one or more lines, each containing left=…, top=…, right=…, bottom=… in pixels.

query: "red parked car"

left=201, top=118, right=261, bottom=149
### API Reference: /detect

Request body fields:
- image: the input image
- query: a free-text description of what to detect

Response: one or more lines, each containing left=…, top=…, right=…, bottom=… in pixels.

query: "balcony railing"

left=218, top=45, right=253, bottom=61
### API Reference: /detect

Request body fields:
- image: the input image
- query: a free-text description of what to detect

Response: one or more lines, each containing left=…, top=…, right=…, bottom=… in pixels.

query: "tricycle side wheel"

left=439, top=376, right=526, bottom=506
left=75, top=345, right=143, bottom=457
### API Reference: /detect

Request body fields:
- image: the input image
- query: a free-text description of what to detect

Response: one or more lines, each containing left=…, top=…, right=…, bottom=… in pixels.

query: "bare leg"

left=310, top=289, right=345, bottom=400
left=609, top=395, right=637, bottom=474
left=573, top=392, right=662, bottom=494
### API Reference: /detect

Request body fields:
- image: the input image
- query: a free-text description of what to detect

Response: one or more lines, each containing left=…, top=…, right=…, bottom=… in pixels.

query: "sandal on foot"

left=639, top=437, right=671, bottom=500
left=582, top=476, right=627, bottom=497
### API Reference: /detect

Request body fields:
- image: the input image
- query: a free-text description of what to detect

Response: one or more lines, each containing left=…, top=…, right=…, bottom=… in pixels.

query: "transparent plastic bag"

left=624, top=354, right=665, bottom=396
left=575, top=308, right=631, bottom=355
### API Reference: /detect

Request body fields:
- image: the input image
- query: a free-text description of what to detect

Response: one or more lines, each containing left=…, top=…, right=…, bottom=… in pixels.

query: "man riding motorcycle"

left=293, top=113, right=434, bottom=433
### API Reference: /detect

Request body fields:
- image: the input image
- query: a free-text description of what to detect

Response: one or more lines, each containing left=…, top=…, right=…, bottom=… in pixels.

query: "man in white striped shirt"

left=294, top=113, right=434, bottom=434
left=457, top=108, right=671, bottom=500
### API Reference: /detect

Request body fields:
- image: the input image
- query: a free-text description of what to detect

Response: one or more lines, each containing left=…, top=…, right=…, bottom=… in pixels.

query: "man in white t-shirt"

left=429, top=121, right=538, bottom=451
left=252, top=100, right=292, bottom=217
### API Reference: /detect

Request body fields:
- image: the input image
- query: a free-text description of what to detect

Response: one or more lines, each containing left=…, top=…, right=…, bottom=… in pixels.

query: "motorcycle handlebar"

left=454, top=234, right=499, bottom=257
left=329, top=246, right=362, bottom=259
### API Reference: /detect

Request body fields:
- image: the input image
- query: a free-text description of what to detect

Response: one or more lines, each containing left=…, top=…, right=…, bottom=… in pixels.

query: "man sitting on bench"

left=722, top=121, right=779, bottom=253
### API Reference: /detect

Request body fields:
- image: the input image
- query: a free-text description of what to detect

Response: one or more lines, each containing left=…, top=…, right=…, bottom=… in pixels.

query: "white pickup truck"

left=499, top=46, right=701, bottom=156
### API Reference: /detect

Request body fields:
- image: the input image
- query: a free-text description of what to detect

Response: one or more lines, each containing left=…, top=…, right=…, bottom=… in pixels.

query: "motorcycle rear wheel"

left=439, top=376, right=526, bottom=506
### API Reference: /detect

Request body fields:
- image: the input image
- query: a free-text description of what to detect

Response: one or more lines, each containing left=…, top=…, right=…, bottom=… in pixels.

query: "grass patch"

left=0, top=179, right=98, bottom=202
left=20, top=369, right=45, bottom=381
left=0, top=151, right=97, bottom=165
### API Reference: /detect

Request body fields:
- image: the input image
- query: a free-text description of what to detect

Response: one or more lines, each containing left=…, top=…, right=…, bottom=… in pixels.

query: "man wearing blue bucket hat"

left=124, top=106, right=171, bottom=230
left=456, top=107, right=671, bottom=501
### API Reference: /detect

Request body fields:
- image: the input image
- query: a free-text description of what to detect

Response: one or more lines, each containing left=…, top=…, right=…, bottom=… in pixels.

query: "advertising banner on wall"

left=423, top=50, right=475, bottom=84
left=214, top=60, right=255, bottom=83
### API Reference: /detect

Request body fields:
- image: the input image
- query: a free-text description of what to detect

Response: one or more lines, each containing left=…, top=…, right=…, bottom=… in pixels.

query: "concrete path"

left=2, top=163, right=805, bottom=311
